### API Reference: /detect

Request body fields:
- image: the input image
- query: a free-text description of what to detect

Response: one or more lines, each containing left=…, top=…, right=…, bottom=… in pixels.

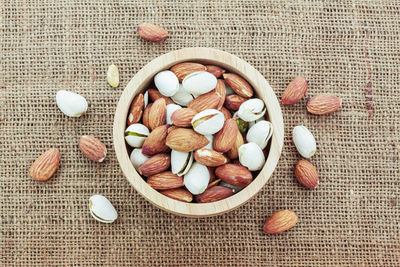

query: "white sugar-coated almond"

left=154, top=70, right=179, bottom=97
left=89, top=195, right=118, bottom=223
left=182, top=71, right=217, bottom=95
left=56, top=90, right=88, bottom=117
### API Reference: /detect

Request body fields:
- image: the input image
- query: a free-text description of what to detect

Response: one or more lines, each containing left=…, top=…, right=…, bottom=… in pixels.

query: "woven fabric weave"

left=1, top=0, right=399, bottom=266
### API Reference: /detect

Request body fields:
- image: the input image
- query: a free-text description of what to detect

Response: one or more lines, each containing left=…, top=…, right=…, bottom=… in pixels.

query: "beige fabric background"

left=1, top=0, right=399, bottom=266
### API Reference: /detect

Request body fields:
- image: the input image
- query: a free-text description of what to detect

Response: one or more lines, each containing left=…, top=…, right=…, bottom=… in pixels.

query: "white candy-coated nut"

left=203, top=135, right=214, bottom=149
left=182, top=71, right=217, bottom=95
left=191, top=109, right=224, bottom=135
left=238, top=142, right=265, bottom=171
left=171, top=150, right=194, bottom=176
left=237, top=98, right=266, bottom=122
left=171, top=84, right=194, bottom=106
left=107, top=64, right=119, bottom=87
left=292, top=125, right=316, bottom=158
left=166, top=104, right=182, bottom=124
left=154, top=70, right=179, bottom=97
left=130, top=148, right=150, bottom=168
left=56, top=90, right=88, bottom=117
left=89, top=194, right=118, bottom=223
left=144, top=90, right=149, bottom=107
left=246, top=120, right=273, bottom=150
left=184, top=162, right=210, bottom=195
left=125, top=123, right=149, bottom=147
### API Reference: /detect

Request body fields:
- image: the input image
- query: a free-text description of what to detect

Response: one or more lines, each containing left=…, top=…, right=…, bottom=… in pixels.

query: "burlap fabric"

left=1, top=0, right=399, bottom=266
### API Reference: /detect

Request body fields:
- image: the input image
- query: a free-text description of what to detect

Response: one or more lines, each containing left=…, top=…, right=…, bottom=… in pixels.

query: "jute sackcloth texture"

left=1, top=0, right=399, bottom=266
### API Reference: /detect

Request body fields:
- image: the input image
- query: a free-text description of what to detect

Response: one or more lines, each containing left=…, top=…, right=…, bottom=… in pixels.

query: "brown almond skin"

left=78, top=136, right=107, bottom=162
left=281, top=76, right=308, bottom=105
left=294, top=159, right=319, bottom=189
left=207, top=178, right=221, bottom=189
left=170, top=62, right=206, bottom=82
left=223, top=73, right=253, bottom=98
left=213, top=118, right=239, bottom=152
left=29, top=148, right=60, bottom=182
left=142, top=125, right=169, bottom=156
left=220, top=106, right=232, bottom=121
left=194, top=148, right=228, bottom=167
left=160, top=188, right=193, bottom=202
left=208, top=167, right=217, bottom=184
left=213, top=79, right=226, bottom=109
left=166, top=128, right=209, bottom=152
left=195, top=186, right=234, bottom=203
left=263, top=210, right=298, bottom=234
left=226, top=131, right=244, bottom=159
left=215, top=164, right=253, bottom=187
left=205, top=65, right=226, bottom=78
left=188, top=92, right=221, bottom=112
left=147, top=89, right=174, bottom=105
left=138, top=153, right=170, bottom=176
left=127, top=93, right=144, bottom=126
left=224, top=94, right=247, bottom=111
left=149, top=98, right=166, bottom=130
left=137, top=23, right=168, bottom=42
left=142, top=103, right=152, bottom=129
left=171, top=108, right=197, bottom=127
left=306, top=95, right=342, bottom=115
left=147, top=171, right=183, bottom=190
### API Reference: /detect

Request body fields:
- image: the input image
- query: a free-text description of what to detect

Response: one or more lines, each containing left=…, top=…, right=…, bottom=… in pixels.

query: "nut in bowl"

left=113, top=48, right=284, bottom=217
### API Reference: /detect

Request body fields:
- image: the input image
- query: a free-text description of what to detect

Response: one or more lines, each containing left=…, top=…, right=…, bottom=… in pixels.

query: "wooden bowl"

left=113, top=47, right=284, bottom=217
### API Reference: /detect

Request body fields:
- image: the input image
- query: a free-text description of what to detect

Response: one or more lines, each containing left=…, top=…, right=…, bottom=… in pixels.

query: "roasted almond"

left=141, top=125, right=169, bottom=156
left=188, top=92, right=221, bottom=112
left=138, top=153, right=170, bottom=176
left=171, top=108, right=197, bottom=127
left=224, top=94, right=247, bottom=111
left=127, top=93, right=144, bottom=125
left=263, top=210, right=298, bottom=234
left=194, top=148, right=228, bottom=167
left=294, top=159, right=319, bottom=189
left=207, top=178, right=221, bottom=189
left=166, top=128, right=209, bottom=152
left=195, top=186, right=234, bottom=203
left=170, top=62, right=207, bottom=82
left=78, top=135, right=107, bottom=162
left=147, top=89, right=174, bottom=105
left=226, top=131, right=244, bottom=159
left=213, top=118, right=239, bottom=152
left=223, top=73, right=253, bottom=98
left=149, top=98, right=166, bottom=130
left=142, top=103, right=152, bottom=129
left=306, top=95, right=342, bottom=115
left=281, top=76, right=308, bottom=105
left=220, top=106, right=232, bottom=120
left=137, top=23, right=168, bottom=42
left=29, top=148, right=60, bottom=182
left=215, top=164, right=253, bottom=187
left=205, top=65, right=226, bottom=78
left=147, top=171, right=183, bottom=190
left=160, top=188, right=193, bottom=202
left=213, top=79, right=226, bottom=109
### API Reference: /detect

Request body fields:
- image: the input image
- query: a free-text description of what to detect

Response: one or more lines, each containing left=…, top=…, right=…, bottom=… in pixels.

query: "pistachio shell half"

left=184, top=162, right=210, bottom=195
left=237, top=98, right=266, bottom=122
left=89, top=195, right=118, bottom=223
left=238, top=142, right=265, bottom=171
left=182, top=71, right=217, bottom=95
left=246, top=120, right=273, bottom=150
left=154, top=70, right=179, bottom=97
left=171, top=150, right=194, bottom=176
left=125, top=123, right=149, bottom=147
left=191, top=109, right=224, bottom=135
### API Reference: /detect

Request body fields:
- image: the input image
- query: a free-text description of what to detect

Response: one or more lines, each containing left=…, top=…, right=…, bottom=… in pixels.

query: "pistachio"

left=130, top=148, right=150, bottom=168
left=154, top=70, right=179, bottom=97
left=184, top=162, right=210, bottom=195
left=248, top=117, right=264, bottom=128
left=191, top=109, right=224, bottom=135
left=171, top=150, right=194, bottom=176
left=246, top=120, right=273, bottom=150
left=144, top=90, right=149, bottom=107
left=125, top=123, right=149, bottom=147
left=182, top=71, right=217, bottom=95
left=166, top=104, right=182, bottom=124
left=171, top=84, right=194, bottom=106
left=237, top=98, right=266, bottom=122
left=293, top=125, right=316, bottom=158
left=236, top=119, right=249, bottom=135
left=89, top=195, right=118, bottom=223
left=238, top=142, right=265, bottom=171
left=106, top=64, right=119, bottom=87
left=56, top=90, right=88, bottom=117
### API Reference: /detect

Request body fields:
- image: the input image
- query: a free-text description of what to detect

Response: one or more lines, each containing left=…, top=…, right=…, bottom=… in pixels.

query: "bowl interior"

left=113, top=47, right=284, bottom=217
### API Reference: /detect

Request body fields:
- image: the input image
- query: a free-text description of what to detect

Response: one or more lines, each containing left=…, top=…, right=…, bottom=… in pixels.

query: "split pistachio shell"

left=293, top=125, right=316, bottom=158
left=107, top=64, right=119, bottom=87
left=89, top=195, right=118, bottom=223
left=246, top=120, right=273, bottom=150
left=203, top=135, right=214, bottom=149
left=130, top=148, right=150, bottom=168
left=191, top=109, right=224, bottom=135
left=125, top=123, right=149, bottom=147
left=56, top=90, right=88, bottom=117
left=144, top=91, right=149, bottom=107
left=237, top=98, right=266, bottom=122
left=184, top=162, right=210, bottom=195
left=166, top=104, right=182, bottom=124
left=171, top=150, right=194, bottom=176
left=171, top=84, right=194, bottom=106
left=182, top=71, right=218, bottom=95
left=154, top=70, right=179, bottom=97
left=238, top=142, right=265, bottom=171
left=220, top=181, right=243, bottom=193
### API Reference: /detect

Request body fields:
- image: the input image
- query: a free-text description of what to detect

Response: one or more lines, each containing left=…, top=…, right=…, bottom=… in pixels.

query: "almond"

left=224, top=94, right=247, bottom=111
left=142, top=103, right=152, bottom=129
left=220, top=106, right=232, bottom=120
left=147, top=171, right=183, bottom=190
left=213, top=79, right=226, bottom=109
left=171, top=108, right=197, bottom=127
left=306, top=95, right=342, bottom=115
left=281, top=76, right=308, bottom=105
left=29, top=148, right=60, bottom=182
left=166, top=128, right=209, bottom=152
left=213, top=118, right=239, bottom=152
left=215, top=164, right=252, bottom=187
left=294, top=159, right=319, bottom=189
left=147, top=89, right=174, bottom=105
left=195, top=186, right=234, bottom=203
left=160, top=188, right=193, bottom=202
left=223, top=73, right=253, bottom=98
left=205, top=65, right=226, bottom=78
left=141, top=125, right=169, bottom=156
left=78, top=136, right=107, bottom=162
left=170, top=62, right=207, bottom=82
left=207, top=178, right=221, bottom=189
left=263, top=210, right=298, bottom=234
left=226, top=131, right=244, bottom=159
left=137, top=23, right=168, bottom=42
left=127, top=93, right=144, bottom=125
left=194, top=148, right=228, bottom=167
left=138, top=153, right=170, bottom=176
left=188, top=92, right=221, bottom=112
left=149, top=98, right=166, bottom=130
left=208, top=167, right=217, bottom=183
